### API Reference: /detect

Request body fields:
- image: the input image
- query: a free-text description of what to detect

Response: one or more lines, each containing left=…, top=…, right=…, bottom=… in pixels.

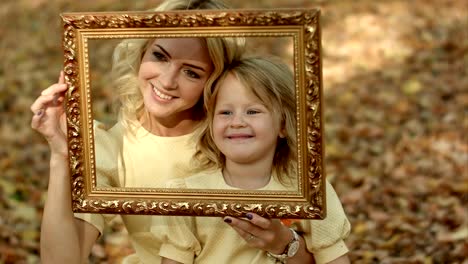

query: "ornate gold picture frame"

left=62, top=9, right=325, bottom=219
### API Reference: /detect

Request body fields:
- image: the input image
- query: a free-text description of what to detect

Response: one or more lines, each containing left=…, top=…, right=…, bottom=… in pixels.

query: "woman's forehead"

left=149, top=38, right=211, bottom=61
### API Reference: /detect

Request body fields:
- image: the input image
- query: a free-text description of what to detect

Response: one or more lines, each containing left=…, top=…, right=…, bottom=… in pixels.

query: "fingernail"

left=224, top=218, right=232, bottom=223
left=36, top=109, right=44, bottom=116
left=246, top=213, right=253, bottom=220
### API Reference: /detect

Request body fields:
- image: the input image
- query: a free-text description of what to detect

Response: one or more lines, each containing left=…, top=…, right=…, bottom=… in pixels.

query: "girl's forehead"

left=217, top=75, right=270, bottom=105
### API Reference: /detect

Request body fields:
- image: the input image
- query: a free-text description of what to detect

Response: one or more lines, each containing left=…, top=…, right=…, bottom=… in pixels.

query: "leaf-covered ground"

left=0, top=0, right=466, bottom=263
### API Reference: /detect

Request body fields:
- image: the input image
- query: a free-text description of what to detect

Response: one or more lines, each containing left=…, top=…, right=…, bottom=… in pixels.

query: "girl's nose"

left=158, top=65, right=178, bottom=90
left=230, top=113, right=246, bottom=127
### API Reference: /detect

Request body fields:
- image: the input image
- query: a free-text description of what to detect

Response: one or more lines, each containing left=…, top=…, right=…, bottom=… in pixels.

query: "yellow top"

left=74, top=121, right=197, bottom=264
left=152, top=170, right=351, bottom=264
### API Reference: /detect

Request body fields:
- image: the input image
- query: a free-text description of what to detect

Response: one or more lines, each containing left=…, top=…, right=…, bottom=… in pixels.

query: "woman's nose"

left=158, top=65, right=178, bottom=90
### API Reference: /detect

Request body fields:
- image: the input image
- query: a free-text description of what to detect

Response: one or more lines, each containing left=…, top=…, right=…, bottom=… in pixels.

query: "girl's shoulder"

left=179, top=169, right=224, bottom=189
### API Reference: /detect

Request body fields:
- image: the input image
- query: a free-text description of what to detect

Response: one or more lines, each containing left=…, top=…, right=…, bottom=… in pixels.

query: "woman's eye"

left=184, top=69, right=201, bottom=79
left=152, top=52, right=168, bottom=62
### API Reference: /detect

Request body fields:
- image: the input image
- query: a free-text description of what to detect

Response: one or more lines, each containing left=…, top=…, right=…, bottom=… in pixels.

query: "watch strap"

left=266, top=228, right=300, bottom=263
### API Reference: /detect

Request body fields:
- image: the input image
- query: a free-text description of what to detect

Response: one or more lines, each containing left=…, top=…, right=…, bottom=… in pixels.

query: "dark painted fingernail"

left=224, top=218, right=232, bottom=223
left=246, top=213, right=253, bottom=220
left=36, top=109, right=44, bottom=116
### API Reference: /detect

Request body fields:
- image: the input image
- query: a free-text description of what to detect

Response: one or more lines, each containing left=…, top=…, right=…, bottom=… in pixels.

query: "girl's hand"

left=223, top=213, right=293, bottom=254
left=30, top=71, right=68, bottom=157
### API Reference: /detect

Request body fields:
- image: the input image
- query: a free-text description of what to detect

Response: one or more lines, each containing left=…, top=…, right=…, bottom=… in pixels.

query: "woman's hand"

left=223, top=213, right=292, bottom=254
left=224, top=213, right=315, bottom=263
left=30, top=71, right=68, bottom=157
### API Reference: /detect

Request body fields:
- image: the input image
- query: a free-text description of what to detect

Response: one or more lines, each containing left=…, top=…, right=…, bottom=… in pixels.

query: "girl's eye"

left=218, top=110, right=232, bottom=115
left=152, top=51, right=168, bottom=62
left=183, top=69, right=201, bottom=79
left=247, top=109, right=260, bottom=115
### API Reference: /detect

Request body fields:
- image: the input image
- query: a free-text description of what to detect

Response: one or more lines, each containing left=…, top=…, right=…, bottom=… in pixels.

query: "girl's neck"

left=222, top=161, right=272, bottom=190
left=139, top=113, right=200, bottom=137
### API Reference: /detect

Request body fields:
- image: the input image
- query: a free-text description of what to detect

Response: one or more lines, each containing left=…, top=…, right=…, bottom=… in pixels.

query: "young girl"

left=153, top=56, right=351, bottom=264
left=30, top=0, right=247, bottom=263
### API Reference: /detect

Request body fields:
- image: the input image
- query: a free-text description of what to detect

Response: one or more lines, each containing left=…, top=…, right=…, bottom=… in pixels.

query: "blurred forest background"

left=0, top=0, right=466, bottom=263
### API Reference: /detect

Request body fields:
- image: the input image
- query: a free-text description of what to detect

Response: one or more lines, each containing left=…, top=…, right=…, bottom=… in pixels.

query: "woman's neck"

left=222, top=161, right=273, bottom=190
left=139, top=113, right=200, bottom=137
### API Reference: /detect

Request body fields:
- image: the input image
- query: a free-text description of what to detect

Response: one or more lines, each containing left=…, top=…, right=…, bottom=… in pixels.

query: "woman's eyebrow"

left=154, top=44, right=207, bottom=72
left=182, top=63, right=206, bottom=72
left=154, top=44, right=172, bottom=59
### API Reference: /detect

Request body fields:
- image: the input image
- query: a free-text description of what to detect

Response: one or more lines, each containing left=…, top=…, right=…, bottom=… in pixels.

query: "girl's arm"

left=32, top=72, right=99, bottom=263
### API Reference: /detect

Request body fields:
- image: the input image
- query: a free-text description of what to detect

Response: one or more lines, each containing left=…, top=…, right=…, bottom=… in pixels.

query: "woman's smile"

left=138, top=38, right=213, bottom=131
left=150, top=81, right=175, bottom=101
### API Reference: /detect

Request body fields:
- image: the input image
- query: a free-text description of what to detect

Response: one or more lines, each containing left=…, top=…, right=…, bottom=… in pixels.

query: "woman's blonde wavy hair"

left=110, top=0, right=243, bottom=133
left=192, top=56, right=297, bottom=185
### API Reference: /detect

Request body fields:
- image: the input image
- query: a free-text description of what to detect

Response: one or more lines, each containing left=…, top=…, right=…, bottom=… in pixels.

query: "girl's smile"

left=226, top=132, right=254, bottom=141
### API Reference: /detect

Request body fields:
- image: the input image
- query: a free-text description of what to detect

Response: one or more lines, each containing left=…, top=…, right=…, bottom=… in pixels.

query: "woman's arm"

left=328, top=254, right=350, bottom=264
left=224, top=213, right=314, bottom=263
left=287, top=232, right=316, bottom=264
left=32, top=72, right=99, bottom=263
left=40, top=155, right=99, bottom=263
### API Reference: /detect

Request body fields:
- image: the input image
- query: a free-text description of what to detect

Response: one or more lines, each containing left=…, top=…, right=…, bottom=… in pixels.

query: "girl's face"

left=212, top=73, right=285, bottom=166
left=138, top=38, right=213, bottom=126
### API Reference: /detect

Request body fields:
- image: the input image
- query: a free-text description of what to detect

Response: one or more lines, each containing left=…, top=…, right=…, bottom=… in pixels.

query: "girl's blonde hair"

left=193, top=56, right=297, bottom=185
left=110, top=0, right=243, bottom=132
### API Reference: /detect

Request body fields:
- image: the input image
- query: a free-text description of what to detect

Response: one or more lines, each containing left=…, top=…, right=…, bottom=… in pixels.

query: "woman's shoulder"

left=92, top=121, right=124, bottom=187
left=93, top=120, right=124, bottom=155
left=94, top=120, right=124, bottom=135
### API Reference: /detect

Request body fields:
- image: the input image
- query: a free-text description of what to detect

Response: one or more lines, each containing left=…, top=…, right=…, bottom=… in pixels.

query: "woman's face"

left=138, top=38, right=213, bottom=126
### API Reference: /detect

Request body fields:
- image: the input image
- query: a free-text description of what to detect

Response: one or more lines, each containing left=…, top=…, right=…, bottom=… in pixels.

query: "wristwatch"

left=267, top=228, right=300, bottom=263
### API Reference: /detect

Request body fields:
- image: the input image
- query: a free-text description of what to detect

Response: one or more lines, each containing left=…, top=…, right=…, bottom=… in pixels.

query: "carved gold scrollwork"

left=303, top=12, right=324, bottom=216
left=63, top=9, right=325, bottom=219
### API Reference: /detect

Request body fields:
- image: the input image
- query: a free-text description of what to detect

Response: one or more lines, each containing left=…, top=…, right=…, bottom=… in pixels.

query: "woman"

left=30, top=1, right=246, bottom=263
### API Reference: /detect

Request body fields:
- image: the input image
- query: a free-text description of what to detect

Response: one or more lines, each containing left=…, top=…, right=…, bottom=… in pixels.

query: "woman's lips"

left=150, top=82, right=174, bottom=101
